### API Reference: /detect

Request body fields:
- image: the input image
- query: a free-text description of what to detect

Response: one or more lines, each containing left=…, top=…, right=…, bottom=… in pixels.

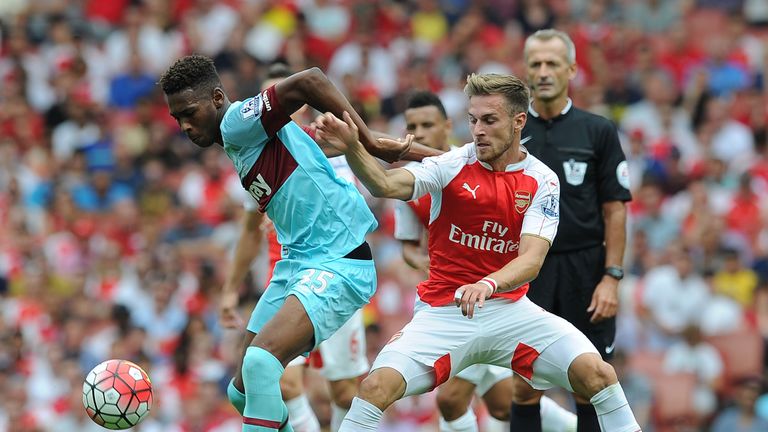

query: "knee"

left=486, top=404, right=510, bottom=421
left=358, top=370, right=403, bottom=410
left=330, top=380, right=358, bottom=409
left=242, top=347, right=283, bottom=385
left=436, top=388, right=468, bottom=418
left=568, top=354, right=618, bottom=399
left=511, top=376, right=542, bottom=405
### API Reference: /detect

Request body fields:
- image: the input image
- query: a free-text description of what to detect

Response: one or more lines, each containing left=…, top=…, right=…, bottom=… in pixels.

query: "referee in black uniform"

left=509, top=30, right=632, bottom=432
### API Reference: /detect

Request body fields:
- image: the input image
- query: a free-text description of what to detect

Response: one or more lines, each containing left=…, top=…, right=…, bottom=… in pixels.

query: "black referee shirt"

left=523, top=100, right=632, bottom=253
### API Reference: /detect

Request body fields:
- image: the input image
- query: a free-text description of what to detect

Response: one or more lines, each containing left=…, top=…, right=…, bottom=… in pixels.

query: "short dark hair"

left=266, top=62, right=293, bottom=80
left=406, top=91, right=447, bottom=119
left=159, top=55, right=222, bottom=95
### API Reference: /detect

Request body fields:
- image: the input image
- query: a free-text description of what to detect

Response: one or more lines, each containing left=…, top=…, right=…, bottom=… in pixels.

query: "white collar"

left=477, top=147, right=529, bottom=172
left=528, top=98, right=573, bottom=118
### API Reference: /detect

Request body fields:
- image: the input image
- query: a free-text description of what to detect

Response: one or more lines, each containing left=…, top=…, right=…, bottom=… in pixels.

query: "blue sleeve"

left=221, top=85, right=291, bottom=151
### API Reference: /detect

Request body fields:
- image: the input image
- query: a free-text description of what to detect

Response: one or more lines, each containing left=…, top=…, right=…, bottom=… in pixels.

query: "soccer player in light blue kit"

left=159, top=55, right=439, bottom=431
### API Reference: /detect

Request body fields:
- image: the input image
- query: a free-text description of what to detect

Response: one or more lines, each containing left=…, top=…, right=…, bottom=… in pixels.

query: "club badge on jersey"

left=563, top=159, right=588, bottom=186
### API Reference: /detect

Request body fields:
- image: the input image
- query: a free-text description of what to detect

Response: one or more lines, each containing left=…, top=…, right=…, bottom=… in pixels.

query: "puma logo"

left=462, top=183, right=480, bottom=199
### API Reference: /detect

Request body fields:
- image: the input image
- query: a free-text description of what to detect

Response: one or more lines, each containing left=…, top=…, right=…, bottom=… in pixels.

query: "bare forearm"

left=345, top=141, right=413, bottom=200
left=603, top=201, right=627, bottom=268
left=488, top=253, right=544, bottom=293
left=284, top=69, right=389, bottom=160
left=223, top=218, right=261, bottom=292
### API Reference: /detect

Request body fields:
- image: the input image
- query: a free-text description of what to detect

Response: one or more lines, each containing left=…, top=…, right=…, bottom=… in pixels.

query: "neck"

left=532, top=96, right=569, bottom=120
left=215, top=98, right=231, bottom=146
left=488, top=143, right=523, bottom=171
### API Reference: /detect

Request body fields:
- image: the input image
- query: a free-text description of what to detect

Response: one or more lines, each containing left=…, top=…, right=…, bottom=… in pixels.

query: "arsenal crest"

left=514, top=191, right=531, bottom=213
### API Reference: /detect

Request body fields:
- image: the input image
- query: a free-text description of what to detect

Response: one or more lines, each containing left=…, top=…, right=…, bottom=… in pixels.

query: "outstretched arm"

left=274, top=68, right=440, bottom=162
left=314, top=111, right=416, bottom=200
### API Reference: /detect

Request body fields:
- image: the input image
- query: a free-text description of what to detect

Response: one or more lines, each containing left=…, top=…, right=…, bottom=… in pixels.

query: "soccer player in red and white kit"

left=315, top=73, right=641, bottom=432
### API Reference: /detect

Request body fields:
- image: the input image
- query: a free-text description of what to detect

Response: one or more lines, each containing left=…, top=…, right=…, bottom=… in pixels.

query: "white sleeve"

left=243, top=195, right=259, bottom=212
left=403, top=146, right=469, bottom=201
left=394, top=201, right=422, bottom=241
left=521, top=170, right=560, bottom=244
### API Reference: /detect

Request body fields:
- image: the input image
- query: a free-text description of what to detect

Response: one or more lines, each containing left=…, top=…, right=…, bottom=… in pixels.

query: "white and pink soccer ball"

left=82, top=359, right=153, bottom=430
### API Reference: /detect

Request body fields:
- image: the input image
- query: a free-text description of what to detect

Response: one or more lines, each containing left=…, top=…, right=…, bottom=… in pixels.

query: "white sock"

left=439, top=408, right=478, bottom=432
left=482, top=416, right=508, bottom=432
left=541, top=395, right=577, bottom=432
left=285, top=394, right=320, bottom=432
left=590, top=383, right=641, bottom=432
left=338, top=397, right=383, bottom=431
left=330, top=403, right=348, bottom=432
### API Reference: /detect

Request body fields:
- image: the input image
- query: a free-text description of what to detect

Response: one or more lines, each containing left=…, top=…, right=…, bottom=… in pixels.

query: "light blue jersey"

left=220, top=85, right=377, bottom=261
left=219, top=85, right=378, bottom=347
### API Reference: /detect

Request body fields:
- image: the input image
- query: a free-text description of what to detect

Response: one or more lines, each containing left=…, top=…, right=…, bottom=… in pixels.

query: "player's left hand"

left=587, top=277, right=619, bottom=323
left=454, top=282, right=493, bottom=319
left=314, top=111, right=359, bottom=153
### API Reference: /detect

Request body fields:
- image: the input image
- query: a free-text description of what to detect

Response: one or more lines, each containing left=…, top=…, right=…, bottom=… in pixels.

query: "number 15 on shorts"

left=297, top=269, right=335, bottom=294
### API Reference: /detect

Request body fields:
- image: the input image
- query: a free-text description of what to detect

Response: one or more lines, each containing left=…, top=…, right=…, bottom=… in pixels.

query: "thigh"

left=479, top=298, right=590, bottom=389
left=250, top=295, right=316, bottom=365
left=529, top=329, right=599, bottom=392
left=291, top=258, right=377, bottom=348
left=556, top=246, right=616, bottom=359
left=373, top=304, right=477, bottom=392
left=317, top=309, right=369, bottom=381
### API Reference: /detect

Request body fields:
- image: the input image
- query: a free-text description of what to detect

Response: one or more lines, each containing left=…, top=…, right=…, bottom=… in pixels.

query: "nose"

left=471, top=122, right=484, bottom=137
left=180, top=119, right=193, bottom=134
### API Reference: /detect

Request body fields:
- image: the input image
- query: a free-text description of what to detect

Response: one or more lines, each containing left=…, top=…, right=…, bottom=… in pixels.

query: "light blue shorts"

left=246, top=256, right=376, bottom=350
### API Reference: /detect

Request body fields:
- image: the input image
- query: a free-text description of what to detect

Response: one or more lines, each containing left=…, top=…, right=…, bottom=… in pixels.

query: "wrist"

left=477, top=277, right=498, bottom=297
left=604, top=266, right=624, bottom=281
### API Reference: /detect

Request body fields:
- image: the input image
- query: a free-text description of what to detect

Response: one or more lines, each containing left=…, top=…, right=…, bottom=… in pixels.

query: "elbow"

left=299, top=67, right=329, bottom=91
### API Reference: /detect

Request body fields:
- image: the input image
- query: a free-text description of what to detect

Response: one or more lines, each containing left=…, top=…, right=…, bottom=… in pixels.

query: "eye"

left=469, top=118, right=478, bottom=124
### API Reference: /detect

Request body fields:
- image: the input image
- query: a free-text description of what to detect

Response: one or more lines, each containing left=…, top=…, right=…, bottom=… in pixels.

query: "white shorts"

left=286, top=309, right=369, bottom=381
left=455, top=364, right=512, bottom=396
left=371, top=296, right=598, bottom=396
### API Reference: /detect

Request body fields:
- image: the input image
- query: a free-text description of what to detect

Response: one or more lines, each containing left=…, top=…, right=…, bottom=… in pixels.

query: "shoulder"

left=414, top=142, right=476, bottom=170
left=569, top=107, right=616, bottom=131
left=523, top=153, right=559, bottom=186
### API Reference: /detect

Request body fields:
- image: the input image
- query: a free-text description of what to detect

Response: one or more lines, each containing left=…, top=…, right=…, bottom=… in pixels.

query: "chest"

left=439, top=166, right=538, bottom=228
left=523, top=122, right=598, bottom=188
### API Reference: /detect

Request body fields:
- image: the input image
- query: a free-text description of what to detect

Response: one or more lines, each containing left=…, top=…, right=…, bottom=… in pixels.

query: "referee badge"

left=563, top=159, right=587, bottom=186
left=514, top=191, right=531, bottom=214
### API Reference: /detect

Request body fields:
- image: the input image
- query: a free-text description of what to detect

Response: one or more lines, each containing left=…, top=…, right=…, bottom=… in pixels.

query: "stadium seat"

left=705, top=329, right=765, bottom=395
left=627, top=350, right=665, bottom=379
left=652, top=372, right=698, bottom=432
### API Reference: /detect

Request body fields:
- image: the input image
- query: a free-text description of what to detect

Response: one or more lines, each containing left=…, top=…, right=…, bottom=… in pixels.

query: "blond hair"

left=463, top=73, right=530, bottom=115
left=524, top=29, right=576, bottom=64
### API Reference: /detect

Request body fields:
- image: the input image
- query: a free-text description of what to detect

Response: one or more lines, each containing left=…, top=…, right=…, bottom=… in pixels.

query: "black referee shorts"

left=528, top=244, right=616, bottom=360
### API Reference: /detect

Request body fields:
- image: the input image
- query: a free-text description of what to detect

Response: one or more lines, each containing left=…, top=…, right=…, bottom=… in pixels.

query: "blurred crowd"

left=2, top=0, right=768, bottom=431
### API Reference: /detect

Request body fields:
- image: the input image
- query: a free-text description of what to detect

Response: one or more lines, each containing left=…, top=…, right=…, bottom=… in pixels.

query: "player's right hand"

left=219, top=290, right=244, bottom=329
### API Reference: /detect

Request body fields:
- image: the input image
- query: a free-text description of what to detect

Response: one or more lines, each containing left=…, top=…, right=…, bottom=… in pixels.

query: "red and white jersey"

left=403, top=143, right=560, bottom=306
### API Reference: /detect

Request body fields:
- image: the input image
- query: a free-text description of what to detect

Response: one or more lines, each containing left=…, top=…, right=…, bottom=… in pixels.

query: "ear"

left=568, top=62, right=578, bottom=82
left=514, top=111, right=527, bottom=133
left=213, top=87, right=225, bottom=109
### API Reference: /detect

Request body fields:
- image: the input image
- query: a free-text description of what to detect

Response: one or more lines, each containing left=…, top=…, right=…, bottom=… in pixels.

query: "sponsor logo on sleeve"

left=240, top=97, right=259, bottom=120
left=542, top=194, right=559, bottom=219
left=616, top=160, right=630, bottom=190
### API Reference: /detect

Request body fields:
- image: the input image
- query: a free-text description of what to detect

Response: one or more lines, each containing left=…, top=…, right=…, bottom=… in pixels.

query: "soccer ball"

left=82, top=359, right=153, bottom=430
